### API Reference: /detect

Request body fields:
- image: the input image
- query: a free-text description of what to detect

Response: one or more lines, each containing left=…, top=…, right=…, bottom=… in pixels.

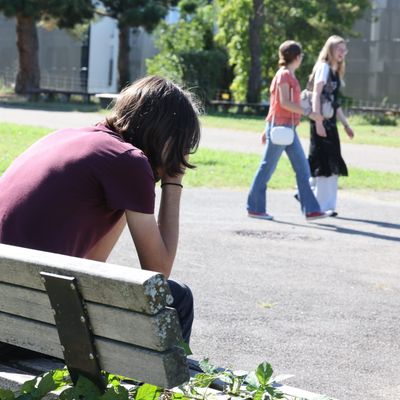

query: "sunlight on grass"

left=186, top=148, right=400, bottom=191
left=0, top=123, right=51, bottom=174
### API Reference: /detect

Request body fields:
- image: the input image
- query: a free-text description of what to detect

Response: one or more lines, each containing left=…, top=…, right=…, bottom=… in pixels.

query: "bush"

left=362, top=113, right=398, bottom=126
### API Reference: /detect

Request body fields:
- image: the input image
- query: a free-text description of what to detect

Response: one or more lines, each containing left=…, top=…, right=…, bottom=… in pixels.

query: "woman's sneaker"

left=248, top=211, right=274, bottom=220
left=305, top=211, right=329, bottom=221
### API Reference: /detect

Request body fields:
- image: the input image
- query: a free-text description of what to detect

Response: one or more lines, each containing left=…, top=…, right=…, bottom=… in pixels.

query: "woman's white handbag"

left=270, top=125, right=294, bottom=146
left=270, top=87, right=295, bottom=146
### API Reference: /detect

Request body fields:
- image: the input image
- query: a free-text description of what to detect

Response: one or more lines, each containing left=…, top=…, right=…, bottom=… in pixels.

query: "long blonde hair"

left=312, top=35, right=347, bottom=80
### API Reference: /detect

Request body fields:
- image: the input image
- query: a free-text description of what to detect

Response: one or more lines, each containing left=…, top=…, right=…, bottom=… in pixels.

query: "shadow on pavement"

left=333, top=216, right=400, bottom=231
left=272, top=218, right=400, bottom=243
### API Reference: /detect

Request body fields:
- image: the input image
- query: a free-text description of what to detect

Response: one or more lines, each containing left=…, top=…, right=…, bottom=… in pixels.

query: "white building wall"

left=87, top=17, right=119, bottom=93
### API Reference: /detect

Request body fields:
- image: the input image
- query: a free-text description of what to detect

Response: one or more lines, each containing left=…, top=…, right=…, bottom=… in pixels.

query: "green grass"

left=1, top=122, right=400, bottom=190
left=0, top=123, right=52, bottom=174
left=0, top=98, right=103, bottom=113
left=187, top=148, right=400, bottom=191
left=200, top=113, right=400, bottom=148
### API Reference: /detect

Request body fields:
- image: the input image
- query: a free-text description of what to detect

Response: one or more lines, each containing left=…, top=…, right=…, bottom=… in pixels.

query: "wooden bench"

left=95, top=93, right=119, bottom=109
left=26, top=89, right=95, bottom=103
left=0, top=243, right=189, bottom=391
left=208, top=100, right=269, bottom=115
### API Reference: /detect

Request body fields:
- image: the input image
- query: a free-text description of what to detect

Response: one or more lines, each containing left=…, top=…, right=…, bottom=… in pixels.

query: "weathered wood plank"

left=0, top=244, right=173, bottom=314
left=0, top=282, right=182, bottom=351
left=0, top=312, right=189, bottom=388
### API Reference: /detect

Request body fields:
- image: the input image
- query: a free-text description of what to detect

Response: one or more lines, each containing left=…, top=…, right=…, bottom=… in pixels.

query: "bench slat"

left=0, top=283, right=182, bottom=351
left=0, top=244, right=171, bottom=314
left=0, top=312, right=189, bottom=388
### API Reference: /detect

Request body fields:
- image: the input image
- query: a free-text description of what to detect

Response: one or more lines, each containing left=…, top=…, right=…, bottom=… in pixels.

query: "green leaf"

left=20, top=378, right=37, bottom=394
left=135, top=383, right=162, bottom=400
left=191, top=373, right=216, bottom=388
left=101, top=385, right=129, bottom=400
left=245, top=371, right=260, bottom=390
left=59, top=375, right=102, bottom=400
left=178, top=340, right=193, bottom=356
left=255, top=362, right=273, bottom=386
left=253, top=387, right=265, bottom=400
left=198, top=358, right=218, bottom=374
left=0, top=388, right=15, bottom=400
left=217, top=373, right=233, bottom=384
left=34, top=371, right=61, bottom=396
left=59, top=386, right=74, bottom=400
left=104, top=373, right=121, bottom=388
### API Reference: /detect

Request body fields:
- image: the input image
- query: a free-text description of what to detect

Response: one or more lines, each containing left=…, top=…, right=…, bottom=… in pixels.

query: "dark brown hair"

left=106, top=76, right=201, bottom=178
left=278, top=40, right=302, bottom=66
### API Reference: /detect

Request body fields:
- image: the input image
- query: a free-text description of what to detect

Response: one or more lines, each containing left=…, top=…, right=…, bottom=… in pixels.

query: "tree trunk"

left=15, top=14, right=40, bottom=94
left=246, top=0, right=264, bottom=103
left=118, top=25, right=131, bottom=91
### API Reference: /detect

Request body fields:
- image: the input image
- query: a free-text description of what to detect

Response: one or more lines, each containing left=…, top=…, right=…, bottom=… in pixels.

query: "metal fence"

left=0, top=69, right=88, bottom=93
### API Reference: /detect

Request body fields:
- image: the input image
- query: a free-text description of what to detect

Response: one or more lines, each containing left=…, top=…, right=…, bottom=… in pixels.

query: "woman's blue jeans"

left=247, top=123, right=321, bottom=215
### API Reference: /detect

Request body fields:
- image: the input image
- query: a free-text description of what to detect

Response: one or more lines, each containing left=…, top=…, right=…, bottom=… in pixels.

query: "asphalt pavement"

left=1, top=105, right=400, bottom=399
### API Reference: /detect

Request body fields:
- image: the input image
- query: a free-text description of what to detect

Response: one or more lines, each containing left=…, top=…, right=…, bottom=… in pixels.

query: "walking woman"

left=247, top=40, right=327, bottom=221
left=308, top=35, right=355, bottom=215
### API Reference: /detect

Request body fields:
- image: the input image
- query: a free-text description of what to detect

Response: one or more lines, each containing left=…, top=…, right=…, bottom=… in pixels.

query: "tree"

left=147, top=0, right=229, bottom=102
left=216, top=0, right=372, bottom=102
left=0, top=0, right=94, bottom=94
left=99, top=0, right=178, bottom=90
left=247, top=0, right=264, bottom=103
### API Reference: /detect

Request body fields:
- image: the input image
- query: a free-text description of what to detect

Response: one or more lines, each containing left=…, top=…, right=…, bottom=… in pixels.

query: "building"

left=345, top=0, right=400, bottom=104
left=0, top=14, right=157, bottom=94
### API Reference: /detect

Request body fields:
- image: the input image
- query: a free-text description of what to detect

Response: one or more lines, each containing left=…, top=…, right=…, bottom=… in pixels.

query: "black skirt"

left=308, top=118, right=348, bottom=177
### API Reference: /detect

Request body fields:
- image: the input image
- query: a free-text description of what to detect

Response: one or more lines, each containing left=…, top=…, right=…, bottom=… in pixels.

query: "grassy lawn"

left=186, top=148, right=400, bottom=191
left=0, top=98, right=102, bottom=113
left=1, top=122, right=399, bottom=191
left=200, top=113, right=400, bottom=148
left=0, top=123, right=51, bottom=174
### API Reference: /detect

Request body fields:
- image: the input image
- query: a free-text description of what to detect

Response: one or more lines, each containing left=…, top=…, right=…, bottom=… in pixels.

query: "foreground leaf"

left=255, top=362, right=273, bottom=386
left=0, top=388, right=15, bottom=400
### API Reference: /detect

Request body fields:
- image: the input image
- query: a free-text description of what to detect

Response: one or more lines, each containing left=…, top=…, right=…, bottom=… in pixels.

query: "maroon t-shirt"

left=0, top=124, right=155, bottom=257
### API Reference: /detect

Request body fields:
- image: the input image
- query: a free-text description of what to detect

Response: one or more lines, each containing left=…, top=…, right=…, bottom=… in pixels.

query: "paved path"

left=1, top=105, right=399, bottom=172
left=109, top=188, right=400, bottom=400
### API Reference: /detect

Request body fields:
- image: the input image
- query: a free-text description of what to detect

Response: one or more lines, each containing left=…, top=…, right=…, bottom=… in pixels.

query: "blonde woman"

left=308, top=35, right=355, bottom=216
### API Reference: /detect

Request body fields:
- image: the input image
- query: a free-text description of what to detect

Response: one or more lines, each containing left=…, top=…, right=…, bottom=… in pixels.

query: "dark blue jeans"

left=168, top=280, right=194, bottom=344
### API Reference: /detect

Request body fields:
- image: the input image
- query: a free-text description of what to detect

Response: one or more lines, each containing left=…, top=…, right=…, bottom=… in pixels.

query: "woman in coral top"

left=247, top=40, right=327, bottom=221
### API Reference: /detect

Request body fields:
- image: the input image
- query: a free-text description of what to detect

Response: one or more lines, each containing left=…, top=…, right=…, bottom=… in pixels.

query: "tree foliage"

left=0, top=0, right=94, bottom=28
left=216, top=0, right=372, bottom=102
left=147, top=0, right=229, bottom=102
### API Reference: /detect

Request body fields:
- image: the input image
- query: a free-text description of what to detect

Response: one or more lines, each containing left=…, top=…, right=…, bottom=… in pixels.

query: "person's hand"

left=309, top=112, right=323, bottom=123
left=345, top=125, right=354, bottom=139
left=160, top=154, right=188, bottom=184
left=260, top=132, right=266, bottom=145
left=315, top=121, right=327, bottom=137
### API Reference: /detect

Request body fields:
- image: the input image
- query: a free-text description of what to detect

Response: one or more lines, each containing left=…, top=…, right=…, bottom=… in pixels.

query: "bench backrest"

left=0, top=244, right=189, bottom=388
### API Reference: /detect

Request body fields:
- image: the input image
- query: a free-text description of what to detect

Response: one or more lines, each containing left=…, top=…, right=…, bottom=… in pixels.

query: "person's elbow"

left=280, top=99, right=291, bottom=111
left=141, top=256, right=173, bottom=279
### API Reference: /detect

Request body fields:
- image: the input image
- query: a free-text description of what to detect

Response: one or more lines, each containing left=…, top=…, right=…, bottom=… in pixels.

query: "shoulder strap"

left=271, top=86, right=294, bottom=128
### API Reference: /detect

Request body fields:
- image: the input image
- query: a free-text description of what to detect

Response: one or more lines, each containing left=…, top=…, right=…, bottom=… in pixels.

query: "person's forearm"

left=157, top=181, right=182, bottom=275
left=280, top=100, right=304, bottom=115
left=312, top=92, right=321, bottom=114
left=336, top=107, right=349, bottom=128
